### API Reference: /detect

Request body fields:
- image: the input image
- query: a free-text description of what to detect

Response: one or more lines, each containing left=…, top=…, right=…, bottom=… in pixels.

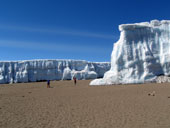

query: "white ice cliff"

left=0, top=60, right=110, bottom=84
left=90, top=20, right=170, bottom=85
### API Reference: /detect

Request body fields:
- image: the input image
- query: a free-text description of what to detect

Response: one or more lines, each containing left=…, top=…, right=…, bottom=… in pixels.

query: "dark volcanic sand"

left=0, top=80, right=170, bottom=128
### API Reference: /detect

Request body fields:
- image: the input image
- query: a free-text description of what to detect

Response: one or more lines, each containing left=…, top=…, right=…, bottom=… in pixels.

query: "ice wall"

left=0, top=60, right=110, bottom=84
left=90, top=20, right=170, bottom=85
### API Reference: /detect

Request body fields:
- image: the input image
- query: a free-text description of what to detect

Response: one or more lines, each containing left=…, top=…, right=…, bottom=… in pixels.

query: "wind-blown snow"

left=90, top=20, right=170, bottom=85
left=0, top=60, right=110, bottom=84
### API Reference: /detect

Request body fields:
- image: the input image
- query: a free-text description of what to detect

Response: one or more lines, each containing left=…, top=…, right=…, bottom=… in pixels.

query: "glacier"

left=0, top=60, right=110, bottom=84
left=90, top=20, right=170, bottom=85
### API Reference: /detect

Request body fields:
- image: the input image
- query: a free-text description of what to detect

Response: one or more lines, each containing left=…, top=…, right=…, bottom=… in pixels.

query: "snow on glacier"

left=90, top=20, right=170, bottom=85
left=0, top=60, right=110, bottom=84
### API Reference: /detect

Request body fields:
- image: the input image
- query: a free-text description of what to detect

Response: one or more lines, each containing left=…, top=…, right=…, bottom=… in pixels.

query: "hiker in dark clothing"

left=47, top=80, right=50, bottom=88
left=73, top=77, right=77, bottom=85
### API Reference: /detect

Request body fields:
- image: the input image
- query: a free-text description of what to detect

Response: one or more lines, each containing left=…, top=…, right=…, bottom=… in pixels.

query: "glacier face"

left=90, top=20, right=170, bottom=85
left=0, top=60, right=110, bottom=84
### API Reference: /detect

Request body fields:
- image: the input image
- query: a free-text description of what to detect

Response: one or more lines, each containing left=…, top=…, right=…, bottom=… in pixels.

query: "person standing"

left=73, top=77, right=77, bottom=85
left=47, top=80, right=50, bottom=88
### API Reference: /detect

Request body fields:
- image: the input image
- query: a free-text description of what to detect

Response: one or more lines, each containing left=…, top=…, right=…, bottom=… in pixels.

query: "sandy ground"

left=0, top=80, right=170, bottom=128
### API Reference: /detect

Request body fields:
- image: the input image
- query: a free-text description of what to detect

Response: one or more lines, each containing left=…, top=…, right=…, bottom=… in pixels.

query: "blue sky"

left=0, top=0, right=170, bottom=62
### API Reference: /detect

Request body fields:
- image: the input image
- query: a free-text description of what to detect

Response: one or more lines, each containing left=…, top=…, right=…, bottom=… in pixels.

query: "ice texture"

left=156, top=76, right=170, bottom=83
left=0, top=60, right=110, bottom=84
left=90, top=20, right=170, bottom=85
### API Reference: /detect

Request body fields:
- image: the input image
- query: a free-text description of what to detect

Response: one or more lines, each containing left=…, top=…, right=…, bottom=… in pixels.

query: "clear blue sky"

left=0, top=0, right=169, bottom=62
